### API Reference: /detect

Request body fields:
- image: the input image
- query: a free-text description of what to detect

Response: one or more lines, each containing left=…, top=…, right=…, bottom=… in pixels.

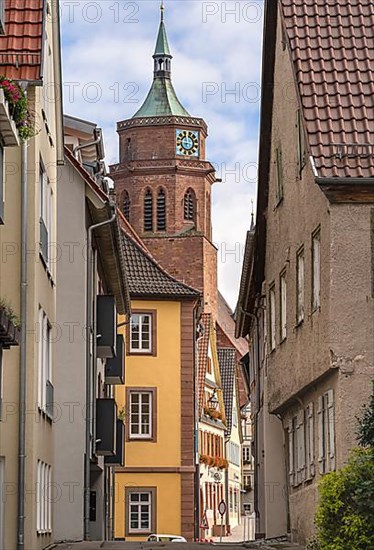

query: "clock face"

left=176, top=129, right=199, bottom=157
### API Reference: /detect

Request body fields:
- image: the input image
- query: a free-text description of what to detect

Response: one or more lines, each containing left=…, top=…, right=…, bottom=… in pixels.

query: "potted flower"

left=0, top=76, right=37, bottom=141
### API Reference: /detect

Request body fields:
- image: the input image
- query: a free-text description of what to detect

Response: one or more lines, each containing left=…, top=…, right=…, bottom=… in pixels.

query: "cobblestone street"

left=53, top=539, right=305, bottom=550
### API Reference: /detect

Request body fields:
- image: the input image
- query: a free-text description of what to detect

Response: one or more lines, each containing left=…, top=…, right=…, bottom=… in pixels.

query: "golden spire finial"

left=160, top=1, right=165, bottom=21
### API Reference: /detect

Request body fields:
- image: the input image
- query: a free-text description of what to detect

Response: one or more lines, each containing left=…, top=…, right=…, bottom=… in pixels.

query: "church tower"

left=111, top=3, right=218, bottom=314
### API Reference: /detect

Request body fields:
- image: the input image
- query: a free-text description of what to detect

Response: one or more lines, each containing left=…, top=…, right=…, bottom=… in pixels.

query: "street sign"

left=218, top=500, right=227, bottom=517
left=200, top=511, right=209, bottom=530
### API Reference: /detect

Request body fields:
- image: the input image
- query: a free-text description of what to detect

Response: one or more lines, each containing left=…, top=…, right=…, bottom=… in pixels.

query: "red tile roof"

left=281, top=0, right=374, bottom=178
left=0, top=0, right=44, bottom=82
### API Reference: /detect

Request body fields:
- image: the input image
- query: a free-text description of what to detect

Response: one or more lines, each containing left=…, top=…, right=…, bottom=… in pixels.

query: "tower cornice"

left=110, top=158, right=216, bottom=183
left=117, top=115, right=208, bottom=137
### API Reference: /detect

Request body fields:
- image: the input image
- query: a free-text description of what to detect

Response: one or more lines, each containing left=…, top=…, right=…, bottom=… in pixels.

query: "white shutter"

left=308, top=403, right=315, bottom=478
left=313, top=234, right=321, bottom=309
left=280, top=274, right=287, bottom=340
left=288, top=420, right=294, bottom=486
left=300, top=410, right=306, bottom=481
left=297, top=253, right=305, bottom=323
left=317, top=396, right=324, bottom=474
left=296, top=411, right=305, bottom=484
left=327, top=390, right=335, bottom=471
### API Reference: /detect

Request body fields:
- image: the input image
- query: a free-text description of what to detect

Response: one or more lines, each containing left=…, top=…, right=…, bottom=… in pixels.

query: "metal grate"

left=157, top=189, right=166, bottom=231
left=144, top=189, right=153, bottom=232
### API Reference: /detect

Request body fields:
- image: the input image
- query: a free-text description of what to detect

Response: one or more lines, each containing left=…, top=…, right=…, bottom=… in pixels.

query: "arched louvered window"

left=184, top=189, right=196, bottom=222
left=122, top=190, right=130, bottom=222
left=157, top=188, right=166, bottom=231
left=144, top=189, right=153, bottom=232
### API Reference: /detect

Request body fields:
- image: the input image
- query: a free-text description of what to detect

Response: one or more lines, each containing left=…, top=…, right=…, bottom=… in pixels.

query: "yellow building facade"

left=114, top=228, right=200, bottom=541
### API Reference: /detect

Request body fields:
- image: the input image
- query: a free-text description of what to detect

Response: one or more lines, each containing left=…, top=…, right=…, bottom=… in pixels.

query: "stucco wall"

left=262, top=8, right=374, bottom=545
left=53, top=160, right=87, bottom=542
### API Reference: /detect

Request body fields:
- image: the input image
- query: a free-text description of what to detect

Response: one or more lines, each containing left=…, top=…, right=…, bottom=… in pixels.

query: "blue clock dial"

left=176, top=130, right=199, bottom=157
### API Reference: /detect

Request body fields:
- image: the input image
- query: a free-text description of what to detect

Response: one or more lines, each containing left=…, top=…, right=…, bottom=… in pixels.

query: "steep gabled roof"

left=197, top=313, right=211, bottom=414
left=235, top=230, right=256, bottom=338
left=0, top=0, right=45, bottom=82
left=121, top=225, right=200, bottom=300
left=217, top=291, right=248, bottom=357
left=281, top=0, right=374, bottom=179
left=218, top=348, right=237, bottom=436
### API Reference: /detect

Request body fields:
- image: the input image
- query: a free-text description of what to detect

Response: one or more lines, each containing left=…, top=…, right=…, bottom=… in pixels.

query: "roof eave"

left=316, top=176, right=374, bottom=203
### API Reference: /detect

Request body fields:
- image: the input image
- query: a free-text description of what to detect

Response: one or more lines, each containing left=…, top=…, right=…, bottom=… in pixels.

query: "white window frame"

left=39, top=163, right=54, bottom=271
left=269, top=285, right=276, bottom=351
left=280, top=271, right=287, bottom=341
left=129, top=391, right=152, bottom=440
left=37, top=308, right=52, bottom=413
left=36, top=460, right=52, bottom=534
left=296, top=248, right=305, bottom=324
left=312, top=229, right=321, bottom=311
left=128, top=491, right=152, bottom=534
left=242, top=446, right=251, bottom=463
left=130, top=313, right=152, bottom=353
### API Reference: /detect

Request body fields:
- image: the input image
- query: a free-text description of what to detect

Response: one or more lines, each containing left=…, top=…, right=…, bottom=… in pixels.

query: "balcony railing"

left=96, top=398, right=117, bottom=456
left=105, top=419, right=125, bottom=467
left=96, top=296, right=117, bottom=358
left=105, top=334, right=125, bottom=385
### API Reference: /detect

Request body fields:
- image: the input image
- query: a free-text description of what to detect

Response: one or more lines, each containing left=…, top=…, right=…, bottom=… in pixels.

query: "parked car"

left=147, top=534, right=187, bottom=543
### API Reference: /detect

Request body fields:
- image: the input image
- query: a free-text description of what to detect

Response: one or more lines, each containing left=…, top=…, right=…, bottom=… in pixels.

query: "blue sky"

left=61, top=1, right=264, bottom=308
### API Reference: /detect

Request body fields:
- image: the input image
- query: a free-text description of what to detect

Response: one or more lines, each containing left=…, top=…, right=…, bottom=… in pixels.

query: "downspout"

left=194, top=315, right=203, bottom=541
left=84, top=211, right=116, bottom=541
left=17, top=138, right=28, bottom=550
left=73, top=135, right=102, bottom=160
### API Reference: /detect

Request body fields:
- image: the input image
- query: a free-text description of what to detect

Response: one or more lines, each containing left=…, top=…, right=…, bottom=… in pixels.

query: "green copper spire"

left=132, top=1, right=190, bottom=119
left=154, top=1, right=171, bottom=56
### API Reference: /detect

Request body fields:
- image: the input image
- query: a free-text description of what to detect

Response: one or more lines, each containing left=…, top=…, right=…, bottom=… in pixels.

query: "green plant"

left=0, top=76, right=37, bottom=142
left=0, top=298, right=21, bottom=329
left=315, top=448, right=374, bottom=550
left=117, top=406, right=126, bottom=422
left=357, top=381, right=374, bottom=448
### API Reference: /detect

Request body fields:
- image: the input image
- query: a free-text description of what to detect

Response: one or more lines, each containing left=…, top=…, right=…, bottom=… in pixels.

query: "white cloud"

left=61, top=0, right=264, bottom=309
